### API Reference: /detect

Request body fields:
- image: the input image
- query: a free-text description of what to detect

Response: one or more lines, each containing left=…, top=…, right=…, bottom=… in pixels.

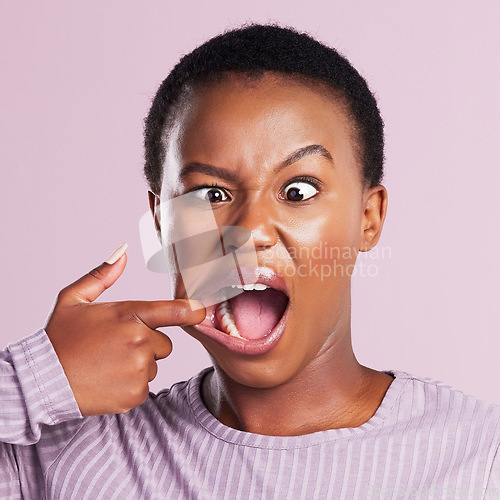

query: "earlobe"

left=359, top=185, right=388, bottom=252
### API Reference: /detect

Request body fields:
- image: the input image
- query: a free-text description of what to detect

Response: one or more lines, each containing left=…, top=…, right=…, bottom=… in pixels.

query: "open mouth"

left=191, top=267, right=291, bottom=353
left=210, top=285, right=289, bottom=341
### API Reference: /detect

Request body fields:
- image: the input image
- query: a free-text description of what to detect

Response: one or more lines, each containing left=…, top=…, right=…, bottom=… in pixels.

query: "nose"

left=221, top=201, right=278, bottom=253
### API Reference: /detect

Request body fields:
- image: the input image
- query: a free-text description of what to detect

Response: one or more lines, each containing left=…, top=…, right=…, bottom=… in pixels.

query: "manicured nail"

left=105, top=242, right=128, bottom=264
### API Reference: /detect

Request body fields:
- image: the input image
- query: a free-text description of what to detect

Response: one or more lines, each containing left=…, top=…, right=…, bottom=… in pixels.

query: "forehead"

left=163, top=73, right=359, bottom=181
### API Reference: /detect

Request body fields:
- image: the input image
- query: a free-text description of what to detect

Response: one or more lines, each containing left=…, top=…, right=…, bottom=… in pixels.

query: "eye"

left=192, top=186, right=230, bottom=203
left=280, top=180, right=319, bottom=202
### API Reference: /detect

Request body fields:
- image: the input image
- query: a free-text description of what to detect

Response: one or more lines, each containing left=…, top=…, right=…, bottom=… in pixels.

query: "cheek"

left=283, top=201, right=361, bottom=276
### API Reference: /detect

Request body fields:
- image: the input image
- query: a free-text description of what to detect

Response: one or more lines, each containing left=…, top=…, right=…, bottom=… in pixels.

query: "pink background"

left=1, top=2, right=499, bottom=402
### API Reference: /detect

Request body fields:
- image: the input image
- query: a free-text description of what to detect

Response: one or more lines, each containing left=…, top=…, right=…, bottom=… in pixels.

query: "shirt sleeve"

left=0, top=328, right=82, bottom=445
left=485, top=442, right=500, bottom=498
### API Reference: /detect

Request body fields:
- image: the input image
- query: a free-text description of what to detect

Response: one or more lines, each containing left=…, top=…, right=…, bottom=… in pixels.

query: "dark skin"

left=44, top=254, right=205, bottom=416
left=149, top=72, right=394, bottom=436
left=43, top=71, right=392, bottom=430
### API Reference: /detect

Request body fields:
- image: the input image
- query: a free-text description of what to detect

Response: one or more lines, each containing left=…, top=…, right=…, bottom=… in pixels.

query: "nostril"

left=220, top=226, right=254, bottom=253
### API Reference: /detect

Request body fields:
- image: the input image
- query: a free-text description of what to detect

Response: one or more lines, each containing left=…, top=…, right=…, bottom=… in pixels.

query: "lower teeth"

left=216, top=300, right=246, bottom=340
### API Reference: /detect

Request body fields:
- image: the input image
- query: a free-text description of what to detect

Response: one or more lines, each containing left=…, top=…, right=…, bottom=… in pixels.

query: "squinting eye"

left=193, top=186, right=230, bottom=203
left=281, top=182, right=319, bottom=202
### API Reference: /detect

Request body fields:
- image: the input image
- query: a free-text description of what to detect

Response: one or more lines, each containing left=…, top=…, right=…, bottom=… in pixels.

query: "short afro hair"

left=144, top=24, right=384, bottom=194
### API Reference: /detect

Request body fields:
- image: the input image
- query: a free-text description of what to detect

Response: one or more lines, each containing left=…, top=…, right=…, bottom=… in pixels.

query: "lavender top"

left=1, top=329, right=499, bottom=499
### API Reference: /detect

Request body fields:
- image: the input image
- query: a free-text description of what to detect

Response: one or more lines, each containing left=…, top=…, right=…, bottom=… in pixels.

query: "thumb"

left=60, top=242, right=128, bottom=304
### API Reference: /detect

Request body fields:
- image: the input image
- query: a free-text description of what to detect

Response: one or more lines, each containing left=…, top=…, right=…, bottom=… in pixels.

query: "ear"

left=359, top=185, right=388, bottom=252
left=148, top=190, right=162, bottom=241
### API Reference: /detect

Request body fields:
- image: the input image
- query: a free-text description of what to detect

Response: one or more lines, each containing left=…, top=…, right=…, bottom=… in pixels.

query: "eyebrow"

left=179, top=163, right=239, bottom=182
left=179, top=144, right=333, bottom=181
left=277, top=144, right=333, bottom=173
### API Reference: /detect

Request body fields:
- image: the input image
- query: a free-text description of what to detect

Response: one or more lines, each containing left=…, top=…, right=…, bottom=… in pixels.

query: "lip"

left=191, top=266, right=290, bottom=355
left=189, top=265, right=290, bottom=307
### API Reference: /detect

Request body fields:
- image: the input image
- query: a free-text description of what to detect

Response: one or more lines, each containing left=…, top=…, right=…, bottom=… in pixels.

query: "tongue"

left=229, top=289, right=288, bottom=340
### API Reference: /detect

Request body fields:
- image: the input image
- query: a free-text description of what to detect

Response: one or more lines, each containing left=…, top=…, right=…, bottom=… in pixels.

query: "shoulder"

left=387, top=369, right=500, bottom=439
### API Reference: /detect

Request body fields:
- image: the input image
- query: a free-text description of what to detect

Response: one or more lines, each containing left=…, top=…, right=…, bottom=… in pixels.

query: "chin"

left=184, top=321, right=311, bottom=391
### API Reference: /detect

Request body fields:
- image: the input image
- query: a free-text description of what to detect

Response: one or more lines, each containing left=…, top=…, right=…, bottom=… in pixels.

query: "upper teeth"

left=229, top=284, right=268, bottom=291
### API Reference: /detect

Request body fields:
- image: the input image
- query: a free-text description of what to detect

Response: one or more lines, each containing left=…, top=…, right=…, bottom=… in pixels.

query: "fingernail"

left=105, top=242, right=128, bottom=264
left=188, top=299, right=205, bottom=312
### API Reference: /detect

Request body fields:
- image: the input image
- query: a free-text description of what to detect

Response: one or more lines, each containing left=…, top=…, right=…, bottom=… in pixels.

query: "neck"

left=202, top=330, right=393, bottom=436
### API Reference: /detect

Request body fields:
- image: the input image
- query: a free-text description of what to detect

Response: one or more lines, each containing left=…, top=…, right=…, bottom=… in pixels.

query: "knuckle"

left=115, top=302, right=140, bottom=323
left=88, top=266, right=106, bottom=281
left=130, top=332, right=149, bottom=350
left=126, top=384, right=149, bottom=408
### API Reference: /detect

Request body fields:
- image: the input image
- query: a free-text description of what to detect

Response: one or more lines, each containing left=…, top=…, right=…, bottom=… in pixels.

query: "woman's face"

left=159, top=73, right=384, bottom=388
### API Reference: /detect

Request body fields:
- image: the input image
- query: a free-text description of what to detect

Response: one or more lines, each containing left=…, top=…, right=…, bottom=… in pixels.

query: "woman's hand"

left=44, top=244, right=205, bottom=416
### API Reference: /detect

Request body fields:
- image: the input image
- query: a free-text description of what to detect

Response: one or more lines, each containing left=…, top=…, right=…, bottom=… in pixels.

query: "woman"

left=1, top=24, right=499, bottom=499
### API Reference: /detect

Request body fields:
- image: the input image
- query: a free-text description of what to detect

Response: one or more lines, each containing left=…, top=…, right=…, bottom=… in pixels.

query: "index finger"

left=131, top=299, right=206, bottom=330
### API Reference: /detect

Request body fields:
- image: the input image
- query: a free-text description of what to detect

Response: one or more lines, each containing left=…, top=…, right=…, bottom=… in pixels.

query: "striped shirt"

left=1, top=329, right=499, bottom=499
